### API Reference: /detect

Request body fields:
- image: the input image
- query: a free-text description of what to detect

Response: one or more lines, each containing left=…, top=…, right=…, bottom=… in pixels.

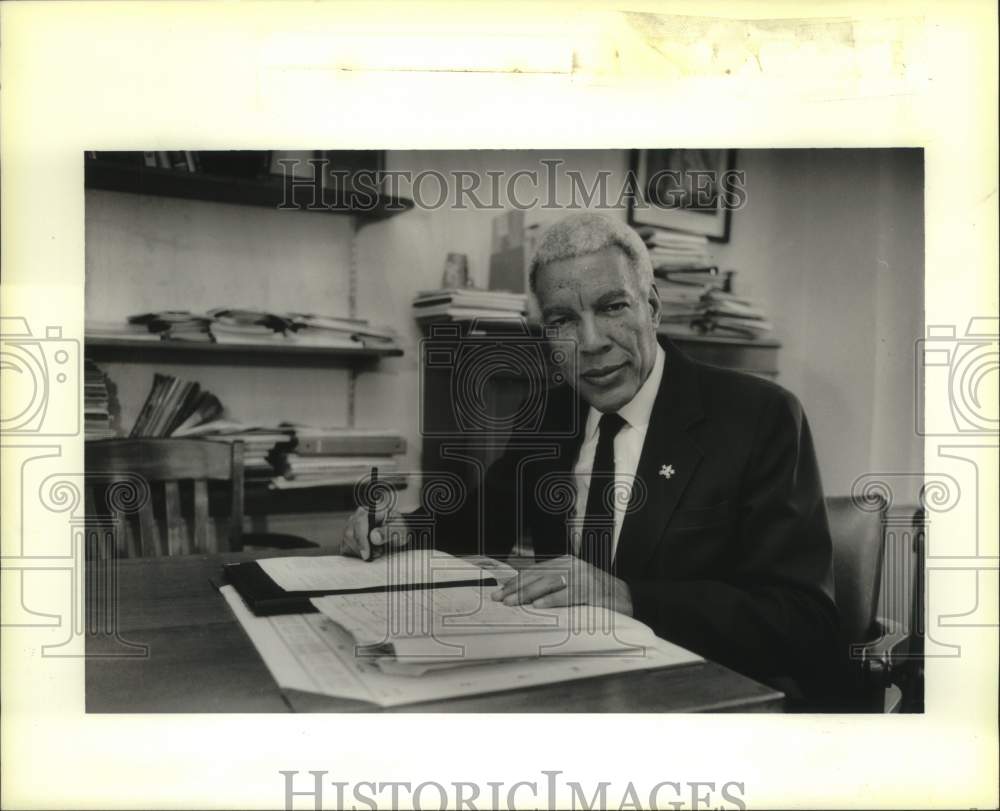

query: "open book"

left=224, top=549, right=511, bottom=616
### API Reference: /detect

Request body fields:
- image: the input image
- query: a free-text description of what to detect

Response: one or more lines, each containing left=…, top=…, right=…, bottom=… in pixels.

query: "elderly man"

left=344, top=212, right=839, bottom=703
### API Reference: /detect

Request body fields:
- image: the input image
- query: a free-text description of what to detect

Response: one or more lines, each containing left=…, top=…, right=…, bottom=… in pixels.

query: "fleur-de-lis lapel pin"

left=659, top=464, right=675, bottom=480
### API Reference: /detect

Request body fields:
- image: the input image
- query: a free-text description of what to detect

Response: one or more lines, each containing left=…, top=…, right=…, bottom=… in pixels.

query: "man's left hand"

left=490, top=555, right=634, bottom=616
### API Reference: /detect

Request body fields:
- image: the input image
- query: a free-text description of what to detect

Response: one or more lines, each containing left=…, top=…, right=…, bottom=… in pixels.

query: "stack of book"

left=657, top=270, right=774, bottom=340
left=269, top=427, right=407, bottom=490
left=637, top=226, right=714, bottom=273
left=128, top=311, right=213, bottom=342
left=693, top=290, right=774, bottom=339
left=84, top=360, right=118, bottom=440
left=657, top=267, right=728, bottom=331
left=207, top=307, right=290, bottom=345
left=85, top=320, right=162, bottom=342
left=174, top=420, right=297, bottom=485
left=412, top=289, right=528, bottom=323
left=130, top=374, right=223, bottom=438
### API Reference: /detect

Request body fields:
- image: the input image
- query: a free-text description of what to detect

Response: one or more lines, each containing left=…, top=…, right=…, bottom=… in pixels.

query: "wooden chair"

left=86, top=438, right=246, bottom=557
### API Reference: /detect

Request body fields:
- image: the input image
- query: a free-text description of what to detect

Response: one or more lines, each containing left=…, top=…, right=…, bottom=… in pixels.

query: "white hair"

left=528, top=212, right=653, bottom=292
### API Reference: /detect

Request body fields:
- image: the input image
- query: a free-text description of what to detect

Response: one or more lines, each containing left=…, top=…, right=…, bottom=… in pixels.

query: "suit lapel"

left=617, top=338, right=705, bottom=575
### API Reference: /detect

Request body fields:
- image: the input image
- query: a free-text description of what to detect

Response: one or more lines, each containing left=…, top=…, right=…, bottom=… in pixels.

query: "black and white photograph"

left=2, top=3, right=997, bottom=810
left=78, top=147, right=925, bottom=717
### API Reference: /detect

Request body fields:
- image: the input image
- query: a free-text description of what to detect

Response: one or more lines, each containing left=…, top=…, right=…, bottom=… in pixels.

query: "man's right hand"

left=341, top=506, right=408, bottom=561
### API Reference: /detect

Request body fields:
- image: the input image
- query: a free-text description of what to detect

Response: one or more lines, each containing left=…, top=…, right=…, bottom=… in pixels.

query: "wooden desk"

left=86, top=552, right=784, bottom=713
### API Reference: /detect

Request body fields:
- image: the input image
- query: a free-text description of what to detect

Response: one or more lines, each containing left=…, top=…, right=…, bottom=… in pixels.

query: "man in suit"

left=344, top=212, right=839, bottom=703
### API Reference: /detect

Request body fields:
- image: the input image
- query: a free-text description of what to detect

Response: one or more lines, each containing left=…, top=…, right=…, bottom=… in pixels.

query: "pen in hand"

left=367, top=466, right=379, bottom=545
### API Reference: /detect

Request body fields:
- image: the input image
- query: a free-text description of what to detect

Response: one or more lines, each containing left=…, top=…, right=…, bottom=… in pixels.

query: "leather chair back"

left=826, top=495, right=886, bottom=646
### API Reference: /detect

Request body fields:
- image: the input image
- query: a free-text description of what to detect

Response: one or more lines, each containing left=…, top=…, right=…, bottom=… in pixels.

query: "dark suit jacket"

left=424, top=337, right=839, bottom=700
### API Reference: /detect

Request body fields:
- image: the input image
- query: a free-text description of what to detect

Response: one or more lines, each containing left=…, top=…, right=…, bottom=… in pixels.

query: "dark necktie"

left=581, top=411, right=626, bottom=571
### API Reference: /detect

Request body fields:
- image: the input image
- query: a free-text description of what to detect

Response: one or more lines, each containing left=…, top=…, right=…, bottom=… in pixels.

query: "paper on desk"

left=221, top=586, right=703, bottom=708
left=257, top=549, right=505, bottom=593
left=311, top=585, right=653, bottom=662
left=221, top=585, right=372, bottom=701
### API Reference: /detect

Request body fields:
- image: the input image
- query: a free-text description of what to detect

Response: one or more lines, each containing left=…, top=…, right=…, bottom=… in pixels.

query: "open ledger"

left=220, top=550, right=703, bottom=707
left=223, top=548, right=506, bottom=615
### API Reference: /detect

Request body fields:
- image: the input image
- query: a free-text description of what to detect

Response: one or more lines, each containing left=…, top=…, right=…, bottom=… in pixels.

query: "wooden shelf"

left=85, top=161, right=414, bottom=223
left=85, top=336, right=403, bottom=367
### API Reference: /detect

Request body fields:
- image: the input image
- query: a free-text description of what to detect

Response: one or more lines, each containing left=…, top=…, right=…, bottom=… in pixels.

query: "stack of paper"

left=84, top=360, right=119, bottom=439
left=412, top=288, right=528, bottom=323
left=220, top=550, right=703, bottom=708
left=207, top=307, right=290, bottom=345
left=637, top=226, right=714, bottom=272
left=128, top=311, right=213, bottom=342
left=85, top=319, right=162, bottom=341
left=268, top=426, right=407, bottom=490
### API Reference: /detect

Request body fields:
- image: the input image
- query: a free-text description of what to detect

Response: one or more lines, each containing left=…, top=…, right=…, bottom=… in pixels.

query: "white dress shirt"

left=571, top=344, right=666, bottom=562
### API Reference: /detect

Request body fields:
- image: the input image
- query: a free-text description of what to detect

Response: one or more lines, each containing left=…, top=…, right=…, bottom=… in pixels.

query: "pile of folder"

left=412, top=288, right=528, bottom=323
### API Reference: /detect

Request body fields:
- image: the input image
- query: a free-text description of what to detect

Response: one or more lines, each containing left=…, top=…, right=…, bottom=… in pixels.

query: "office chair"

left=826, top=495, right=921, bottom=712
left=85, top=438, right=316, bottom=557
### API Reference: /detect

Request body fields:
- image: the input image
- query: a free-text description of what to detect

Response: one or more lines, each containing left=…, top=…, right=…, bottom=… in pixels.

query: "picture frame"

left=628, top=149, right=736, bottom=242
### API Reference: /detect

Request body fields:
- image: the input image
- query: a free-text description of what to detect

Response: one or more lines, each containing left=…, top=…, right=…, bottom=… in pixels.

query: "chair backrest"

left=86, top=439, right=244, bottom=557
left=826, top=495, right=886, bottom=646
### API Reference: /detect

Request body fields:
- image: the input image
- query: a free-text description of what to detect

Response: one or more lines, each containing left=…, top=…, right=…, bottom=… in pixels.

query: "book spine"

left=165, top=381, right=201, bottom=437
left=149, top=377, right=182, bottom=438
left=130, top=373, right=167, bottom=437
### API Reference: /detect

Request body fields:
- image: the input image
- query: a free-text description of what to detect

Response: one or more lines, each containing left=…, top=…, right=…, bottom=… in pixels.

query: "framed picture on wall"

left=628, top=149, right=736, bottom=241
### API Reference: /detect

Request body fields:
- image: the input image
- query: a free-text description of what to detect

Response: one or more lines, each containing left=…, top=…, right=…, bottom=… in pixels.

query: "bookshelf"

left=85, top=337, right=403, bottom=367
left=85, top=152, right=413, bottom=532
left=85, top=161, right=414, bottom=223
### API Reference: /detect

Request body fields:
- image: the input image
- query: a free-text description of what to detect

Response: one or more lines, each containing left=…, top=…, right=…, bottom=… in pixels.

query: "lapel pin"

left=659, top=464, right=675, bottom=480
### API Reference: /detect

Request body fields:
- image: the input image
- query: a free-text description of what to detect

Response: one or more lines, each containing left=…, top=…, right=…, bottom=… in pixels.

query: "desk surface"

left=86, top=551, right=784, bottom=713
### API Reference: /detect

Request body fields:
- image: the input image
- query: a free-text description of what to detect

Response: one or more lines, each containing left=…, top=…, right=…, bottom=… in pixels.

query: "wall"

left=710, top=149, right=924, bottom=502
left=85, top=189, right=357, bottom=431
left=84, top=148, right=924, bottom=531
